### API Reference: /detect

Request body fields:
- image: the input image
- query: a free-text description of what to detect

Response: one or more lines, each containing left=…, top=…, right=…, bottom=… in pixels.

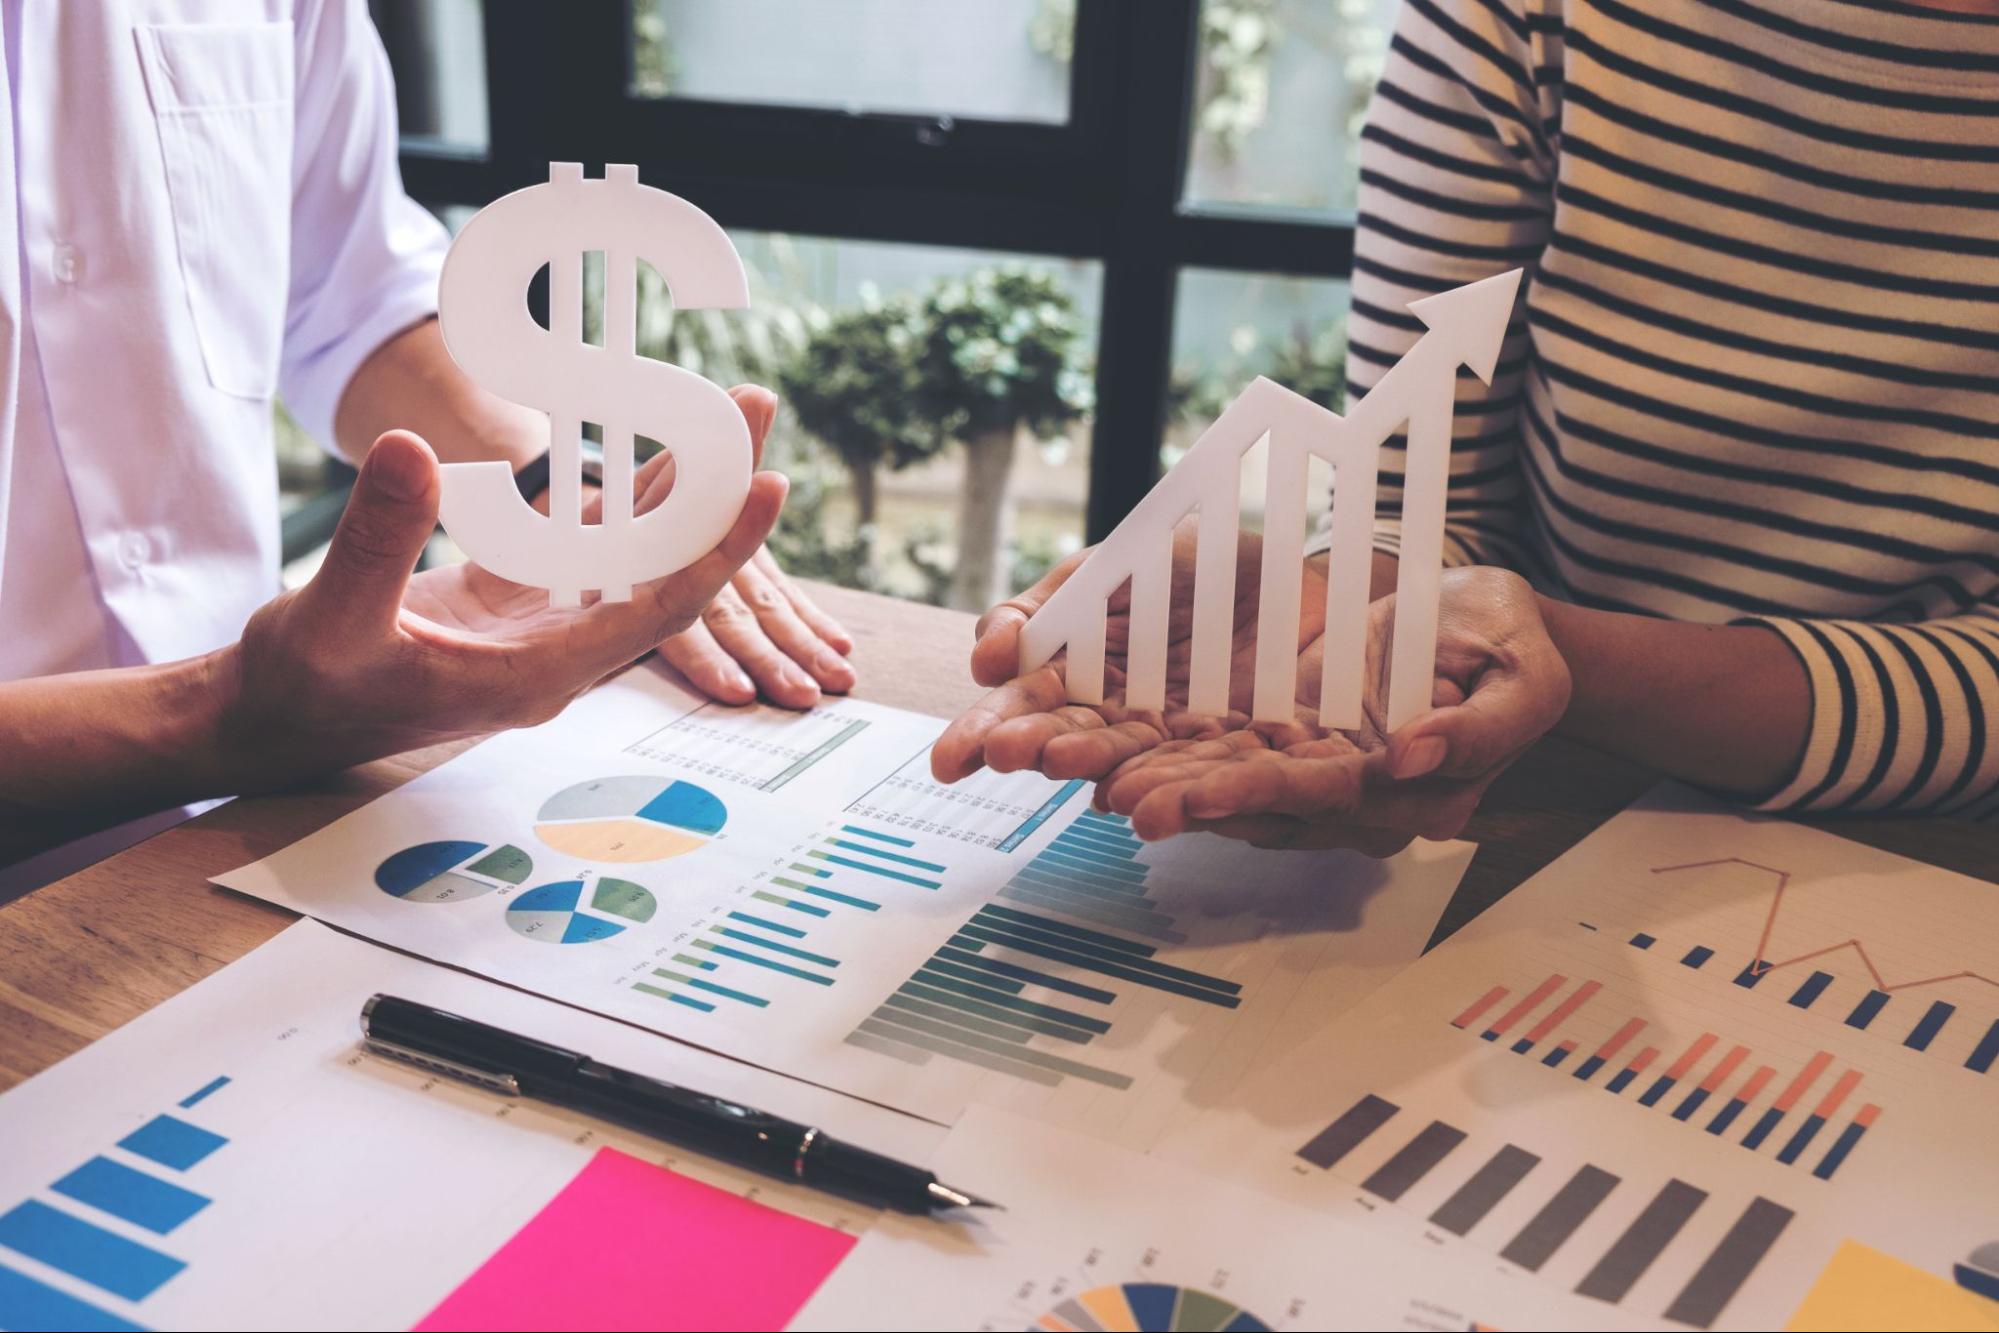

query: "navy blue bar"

left=1638, top=1075, right=1678, bottom=1107
left=1776, top=1113, right=1828, bottom=1164
left=1573, top=1054, right=1606, bottom=1081
left=1630, top=933, right=1655, bottom=949
left=1812, top=1121, right=1869, bottom=1180
left=1787, top=971, right=1834, bottom=1009
left=1732, top=963, right=1766, bottom=988
left=1906, top=1000, right=1955, bottom=1051
left=1741, top=1107, right=1786, bottom=1150
left=1680, top=946, right=1714, bottom=969
left=1541, top=1046, right=1573, bottom=1068
left=935, top=945, right=1117, bottom=1003
left=1845, top=990, right=1890, bottom=1029
left=1706, top=1097, right=1751, bottom=1136
left=1510, top=1038, right=1535, bottom=1055
left=1606, top=1068, right=1641, bottom=1094
left=1968, top=1019, right=1999, bottom=1074
left=1671, top=1088, right=1712, bottom=1122
left=976, top=903, right=1158, bottom=958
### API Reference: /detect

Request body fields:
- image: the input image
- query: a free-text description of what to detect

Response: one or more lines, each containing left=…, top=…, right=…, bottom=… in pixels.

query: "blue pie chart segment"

left=375, top=840, right=533, bottom=904
left=506, top=877, right=657, bottom=945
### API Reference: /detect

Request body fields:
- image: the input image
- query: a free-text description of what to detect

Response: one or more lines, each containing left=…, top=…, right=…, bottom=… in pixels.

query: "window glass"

left=1182, top=0, right=1396, bottom=218
left=630, top=0, right=1072, bottom=124
left=373, top=0, right=491, bottom=154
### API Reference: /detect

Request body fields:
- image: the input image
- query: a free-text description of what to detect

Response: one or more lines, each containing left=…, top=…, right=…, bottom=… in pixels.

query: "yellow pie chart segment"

left=533, top=776, right=727, bottom=864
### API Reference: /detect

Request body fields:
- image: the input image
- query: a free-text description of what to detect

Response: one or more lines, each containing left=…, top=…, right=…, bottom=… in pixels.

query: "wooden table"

left=2, top=584, right=1994, bottom=1091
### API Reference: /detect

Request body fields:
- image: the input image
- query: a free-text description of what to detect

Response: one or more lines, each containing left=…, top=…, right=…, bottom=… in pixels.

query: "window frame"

left=382, top=0, right=1357, bottom=543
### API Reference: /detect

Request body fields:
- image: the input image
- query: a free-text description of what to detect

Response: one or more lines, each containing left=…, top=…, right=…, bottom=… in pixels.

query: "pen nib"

left=927, top=1180, right=1003, bottom=1211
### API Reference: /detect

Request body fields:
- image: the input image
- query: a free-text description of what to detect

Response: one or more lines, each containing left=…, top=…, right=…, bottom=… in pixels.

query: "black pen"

left=360, top=993, right=997, bottom=1216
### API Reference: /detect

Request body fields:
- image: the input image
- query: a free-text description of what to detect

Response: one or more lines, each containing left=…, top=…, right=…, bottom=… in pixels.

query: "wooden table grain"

left=2, top=583, right=1993, bottom=1091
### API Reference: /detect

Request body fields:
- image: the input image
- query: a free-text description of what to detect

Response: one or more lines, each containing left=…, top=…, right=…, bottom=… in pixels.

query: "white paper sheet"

left=215, top=663, right=1473, bottom=1134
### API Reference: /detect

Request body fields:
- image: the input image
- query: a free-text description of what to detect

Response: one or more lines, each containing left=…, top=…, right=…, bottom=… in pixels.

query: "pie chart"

left=534, top=777, right=727, bottom=863
left=375, top=840, right=532, bottom=903
left=506, top=876, right=657, bottom=944
left=1036, top=1283, right=1269, bottom=1333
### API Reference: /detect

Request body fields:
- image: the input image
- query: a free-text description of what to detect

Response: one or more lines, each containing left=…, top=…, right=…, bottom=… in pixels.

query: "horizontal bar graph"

left=1449, top=974, right=1884, bottom=1181
left=1292, top=1091, right=1793, bottom=1325
left=117, top=1115, right=224, bottom=1172
left=52, top=1157, right=209, bottom=1235
left=997, top=811, right=1189, bottom=943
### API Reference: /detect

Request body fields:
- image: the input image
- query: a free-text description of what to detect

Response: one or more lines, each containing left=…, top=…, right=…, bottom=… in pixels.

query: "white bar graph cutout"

left=1020, top=268, right=1523, bottom=732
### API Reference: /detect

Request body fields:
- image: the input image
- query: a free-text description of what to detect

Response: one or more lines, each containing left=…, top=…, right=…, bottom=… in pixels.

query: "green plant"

left=913, top=267, right=1092, bottom=611
left=1197, top=0, right=1277, bottom=157
left=776, top=296, right=937, bottom=527
left=629, top=5, right=673, bottom=97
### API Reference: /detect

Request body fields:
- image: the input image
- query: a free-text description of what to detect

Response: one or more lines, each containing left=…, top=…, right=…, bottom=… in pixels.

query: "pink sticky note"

left=416, top=1147, right=858, bottom=1332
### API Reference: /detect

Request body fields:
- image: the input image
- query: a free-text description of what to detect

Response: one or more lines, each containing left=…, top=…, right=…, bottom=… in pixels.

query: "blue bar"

left=116, top=1116, right=224, bottom=1172
left=1968, top=1019, right=1999, bottom=1074
left=776, top=897, right=832, bottom=917
left=1777, top=1113, right=1828, bottom=1164
left=1572, top=1054, right=1607, bottom=1081
left=728, top=910, right=804, bottom=938
left=997, top=778, right=1086, bottom=852
left=1511, top=1038, right=1535, bottom=1055
left=1037, top=849, right=1147, bottom=883
left=701, top=942, right=835, bottom=984
left=1541, top=1046, right=1572, bottom=1068
left=177, top=1076, right=229, bottom=1109
left=1732, top=963, right=1766, bottom=988
left=1630, top=933, right=1655, bottom=949
left=827, top=838, right=946, bottom=873
left=52, top=1157, right=209, bottom=1234
left=922, top=958, right=1024, bottom=994
left=1638, top=1076, right=1679, bottom=1107
left=1787, top=971, right=1834, bottom=1009
left=1054, top=826, right=1139, bottom=858
left=1906, top=1000, right=1954, bottom=1051
left=1706, top=1097, right=1751, bottom=1136
left=1741, top=1107, right=1786, bottom=1151
left=0, top=1261, right=145, bottom=1332
left=1681, top=946, right=1714, bottom=969
left=1812, top=1121, right=1869, bottom=1181
left=793, top=883, right=876, bottom=911
left=1043, top=838, right=1147, bottom=874
left=935, top=946, right=1117, bottom=1003
left=0, top=1200, right=185, bottom=1301
left=714, top=927, right=839, bottom=968
left=685, top=977, right=767, bottom=1007
left=670, top=992, right=716, bottom=1012
left=809, top=852, right=940, bottom=889
left=977, top=904, right=1160, bottom=959
left=1606, top=1068, right=1641, bottom=1094
left=841, top=824, right=914, bottom=847
left=1846, top=989, right=1890, bottom=1029
left=1671, top=1088, right=1712, bottom=1122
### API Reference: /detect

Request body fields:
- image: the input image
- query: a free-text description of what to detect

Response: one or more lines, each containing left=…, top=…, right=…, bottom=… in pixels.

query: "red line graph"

left=1652, top=858, right=1999, bottom=994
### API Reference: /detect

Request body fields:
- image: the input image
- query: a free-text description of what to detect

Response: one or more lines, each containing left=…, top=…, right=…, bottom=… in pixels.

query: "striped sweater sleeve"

left=1744, top=604, right=1999, bottom=817
left=1316, top=0, right=1553, bottom=571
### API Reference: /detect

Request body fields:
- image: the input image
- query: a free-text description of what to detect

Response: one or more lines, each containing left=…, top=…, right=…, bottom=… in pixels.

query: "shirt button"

left=121, top=533, right=151, bottom=569
left=52, top=242, right=84, bottom=284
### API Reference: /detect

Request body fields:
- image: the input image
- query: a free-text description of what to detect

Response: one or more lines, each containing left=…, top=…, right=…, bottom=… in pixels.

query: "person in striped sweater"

left=935, top=0, right=1999, bottom=847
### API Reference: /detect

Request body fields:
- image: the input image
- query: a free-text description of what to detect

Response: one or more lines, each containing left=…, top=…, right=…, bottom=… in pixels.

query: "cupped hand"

left=222, top=392, right=789, bottom=783
left=1093, top=566, right=1572, bottom=854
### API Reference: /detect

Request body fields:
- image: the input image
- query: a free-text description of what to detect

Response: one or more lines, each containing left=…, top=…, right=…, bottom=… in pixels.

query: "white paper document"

left=0, top=921, right=933, bottom=1332
left=215, top=664, right=1474, bottom=1134
left=794, top=1104, right=1643, bottom=1332
left=1152, top=785, right=1999, bottom=1330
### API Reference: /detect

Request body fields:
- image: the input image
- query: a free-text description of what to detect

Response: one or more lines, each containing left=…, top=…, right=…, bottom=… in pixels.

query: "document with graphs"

left=216, top=661, right=1473, bottom=1130
left=1154, top=786, right=1999, bottom=1330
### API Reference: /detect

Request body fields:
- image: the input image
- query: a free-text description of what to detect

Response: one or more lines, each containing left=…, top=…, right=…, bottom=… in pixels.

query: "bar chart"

left=843, top=746, right=1087, bottom=851
left=1295, top=1091, right=1794, bottom=1329
left=623, top=701, right=876, bottom=792
left=0, top=1075, right=232, bottom=1330
left=1449, top=971, right=1881, bottom=1182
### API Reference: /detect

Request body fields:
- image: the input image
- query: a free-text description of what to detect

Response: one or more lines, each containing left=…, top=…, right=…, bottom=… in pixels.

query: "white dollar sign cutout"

left=435, top=163, right=752, bottom=606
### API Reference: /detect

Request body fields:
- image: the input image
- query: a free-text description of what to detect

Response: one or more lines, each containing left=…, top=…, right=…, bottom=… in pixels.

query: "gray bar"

left=999, top=883, right=1188, bottom=943
left=1576, top=1179, right=1707, bottom=1303
left=1362, top=1120, right=1468, bottom=1201
left=1663, top=1197, right=1795, bottom=1329
left=854, top=1018, right=1062, bottom=1087
left=761, top=719, right=869, bottom=790
left=883, top=991, right=1035, bottom=1044
left=843, top=1029, right=930, bottom=1065
left=1500, top=1165, right=1620, bottom=1272
left=1430, top=1145, right=1541, bottom=1236
left=1297, top=1094, right=1399, bottom=1170
left=861, top=1009, right=1134, bottom=1088
left=901, top=980, right=1098, bottom=1042
left=1015, top=864, right=1156, bottom=903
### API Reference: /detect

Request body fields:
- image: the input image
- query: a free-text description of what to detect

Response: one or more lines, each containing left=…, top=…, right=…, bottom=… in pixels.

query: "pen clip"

left=363, top=1036, right=523, bottom=1097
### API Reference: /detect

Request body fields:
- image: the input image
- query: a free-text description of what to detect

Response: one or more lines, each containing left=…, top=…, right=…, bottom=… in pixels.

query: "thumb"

left=305, top=431, right=439, bottom=634
left=730, top=384, right=779, bottom=470
left=1385, top=662, right=1562, bottom=781
left=970, top=546, right=1089, bottom=687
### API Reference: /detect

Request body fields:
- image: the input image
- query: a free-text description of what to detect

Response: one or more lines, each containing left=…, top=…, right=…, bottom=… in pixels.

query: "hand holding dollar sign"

left=435, top=163, right=755, bottom=605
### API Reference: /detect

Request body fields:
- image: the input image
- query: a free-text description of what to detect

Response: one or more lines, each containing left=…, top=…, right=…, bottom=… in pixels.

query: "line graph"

left=1653, top=859, right=1999, bottom=995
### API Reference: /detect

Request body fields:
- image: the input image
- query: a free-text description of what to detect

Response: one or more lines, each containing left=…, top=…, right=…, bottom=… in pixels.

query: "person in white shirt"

left=0, top=1, right=853, bottom=879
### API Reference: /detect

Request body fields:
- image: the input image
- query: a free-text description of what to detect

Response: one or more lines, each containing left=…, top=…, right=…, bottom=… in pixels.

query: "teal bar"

left=1037, top=848, right=1148, bottom=883
left=1054, top=826, right=1140, bottom=858
left=633, top=982, right=717, bottom=1012
left=809, top=851, right=941, bottom=889
left=1045, top=837, right=1147, bottom=873
left=0, top=1262, right=145, bottom=1332
left=826, top=838, right=946, bottom=873
left=177, top=1076, right=230, bottom=1108
left=726, top=909, right=804, bottom=938
left=883, top=992, right=1035, bottom=1043
left=713, top=926, right=840, bottom=968
left=696, top=941, right=835, bottom=984
left=841, top=824, right=915, bottom=847
left=920, top=957, right=1025, bottom=994
left=893, top=986, right=1096, bottom=1046
left=788, top=863, right=832, bottom=878
left=795, top=883, right=880, bottom=911
left=904, top=973, right=1107, bottom=1034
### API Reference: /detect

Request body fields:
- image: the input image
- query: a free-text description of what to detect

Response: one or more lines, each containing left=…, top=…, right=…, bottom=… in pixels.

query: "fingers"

left=769, top=557, right=856, bottom=655
left=700, top=584, right=824, bottom=709
left=737, top=552, right=856, bottom=691
left=931, top=669, right=1072, bottom=782
left=657, top=620, right=758, bottom=705
left=1386, top=646, right=1571, bottom=781
left=984, top=707, right=1170, bottom=780
left=303, top=431, right=440, bottom=637
left=970, top=547, right=1089, bottom=687
left=729, top=384, right=778, bottom=469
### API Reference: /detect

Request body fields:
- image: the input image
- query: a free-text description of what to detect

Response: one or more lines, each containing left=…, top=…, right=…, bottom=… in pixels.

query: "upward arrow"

left=1405, top=267, right=1523, bottom=385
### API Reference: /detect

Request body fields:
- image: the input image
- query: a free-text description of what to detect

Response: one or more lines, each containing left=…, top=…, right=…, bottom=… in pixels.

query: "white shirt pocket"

left=135, top=20, right=295, bottom=401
